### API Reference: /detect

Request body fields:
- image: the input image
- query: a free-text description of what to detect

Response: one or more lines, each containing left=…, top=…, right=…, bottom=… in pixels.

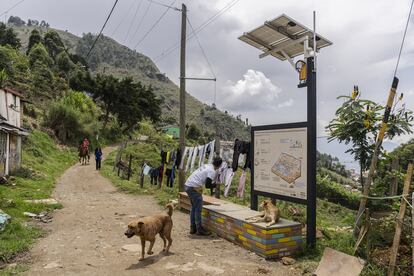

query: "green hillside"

left=13, top=25, right=249, bottom=141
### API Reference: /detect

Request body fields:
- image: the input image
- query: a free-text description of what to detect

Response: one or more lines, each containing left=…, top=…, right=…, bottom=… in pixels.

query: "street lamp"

left=239, top=12, right=332, bottom=248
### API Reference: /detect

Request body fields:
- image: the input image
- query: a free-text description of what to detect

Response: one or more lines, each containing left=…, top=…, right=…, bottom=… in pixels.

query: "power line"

left=133, top=0, right=177, bottom=49
left=155, top=0, right=241, bottom=61
left=147, top=0, right=180, bottom=10
left=0, top=0, right=25, bottom=17
left=86, top=0, right=120, bottom=58
left=124, top=0, right=144, bottom=43
left=128, top=0, right=153, bottom=46
left=186, top=16, right=216, bottom=79
left=110, top=0, right=136, bottom=37
left=393, top=0, right=414, bottom=77
left=156, top=0, right=240, bottom=61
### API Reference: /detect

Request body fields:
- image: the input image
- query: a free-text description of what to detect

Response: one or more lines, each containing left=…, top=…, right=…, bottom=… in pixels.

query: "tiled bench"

left=178, top=192, right=302, bottom=259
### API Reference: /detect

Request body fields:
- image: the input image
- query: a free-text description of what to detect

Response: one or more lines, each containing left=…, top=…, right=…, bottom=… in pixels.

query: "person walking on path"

left=185, top=157, right=222, bottom=236
left=94, top=147, right=103, bottom=170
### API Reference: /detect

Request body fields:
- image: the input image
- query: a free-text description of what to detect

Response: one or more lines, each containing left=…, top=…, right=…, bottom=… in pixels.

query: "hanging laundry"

left=180, top=147, right=189, bottom=169
left=161, top=151, right=167, bottom=164
left=237, top=171, right=246, bottom=198
left=159, top=164, right=164, bottom=185
left=170, top=150, right=176, bottom=163
left=232, top=139, right=251, bottom=172
left=170, top=165, right=176, bottom=187
left=185, top=147, right=195, bottom=172
left=224, top=168, right=235, bottom=197
left=165, top=168, right=173, bottom=187
left=166, top=151, right=171, bottom=164
left=175, top=148, right=181, bottom=168
left=150, top=168, right=159, bottom=185
left=190, top=146, right=199, bottom=173
left=143, top=164, right=151, bottom=176
left=215, top=161, right=227, bottom=184
left=208, top=140, right=215, bottom=164
left=197, top=145, right=205, bottom=168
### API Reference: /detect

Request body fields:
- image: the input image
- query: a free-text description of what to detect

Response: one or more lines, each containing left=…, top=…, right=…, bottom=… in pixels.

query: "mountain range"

left=13, top=25, right=250, bottom=141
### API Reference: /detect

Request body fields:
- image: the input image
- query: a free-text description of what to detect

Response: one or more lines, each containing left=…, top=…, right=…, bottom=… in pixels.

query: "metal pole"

left=178, top=3, right=187, bottom=192
left=313, top=11, right=317, bottom=71
left=306, top=56, right=317, bottom=248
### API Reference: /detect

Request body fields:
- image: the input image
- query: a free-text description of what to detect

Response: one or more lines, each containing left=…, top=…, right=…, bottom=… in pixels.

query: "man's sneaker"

left=196, top=226, right=211, bottom=236
left=190, top=225, right=196, bottom=234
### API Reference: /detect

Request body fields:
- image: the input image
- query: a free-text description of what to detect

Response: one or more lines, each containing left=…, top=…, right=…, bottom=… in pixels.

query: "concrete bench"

left=178, top=192, right=302, bottom=259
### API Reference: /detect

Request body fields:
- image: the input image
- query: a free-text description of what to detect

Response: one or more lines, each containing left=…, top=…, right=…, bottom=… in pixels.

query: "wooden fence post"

left=113, top=141, right=127, bottom=172
left=139, top=163, right=145, bottom=188
left=127, top=155, right=132, bottom=181
left=412, top=192, right=414, bottom=276
left=390, top=158, right=399, bottom=196
left=388, top=162, right=413, bottom=276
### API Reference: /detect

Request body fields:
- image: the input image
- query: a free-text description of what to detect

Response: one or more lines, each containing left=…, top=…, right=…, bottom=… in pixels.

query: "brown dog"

left=124, top=203, right=173, bottom=261
left=245, top=199, right=280, bottom=227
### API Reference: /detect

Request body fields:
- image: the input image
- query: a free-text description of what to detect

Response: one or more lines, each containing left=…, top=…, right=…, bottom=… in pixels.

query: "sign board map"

left=253, top=127, right=307, bottom=200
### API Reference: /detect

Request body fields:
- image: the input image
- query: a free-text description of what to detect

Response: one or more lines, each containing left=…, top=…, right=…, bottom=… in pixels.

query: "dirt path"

left=26, top=147, right=300, bottom=276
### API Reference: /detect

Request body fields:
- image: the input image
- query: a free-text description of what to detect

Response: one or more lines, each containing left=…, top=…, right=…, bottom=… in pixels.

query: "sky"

left=2, top=0, right=414, bottom=165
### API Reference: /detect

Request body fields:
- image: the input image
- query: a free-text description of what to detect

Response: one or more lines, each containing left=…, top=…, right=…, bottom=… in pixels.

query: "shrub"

left=317, top=174, right=360, bottom=210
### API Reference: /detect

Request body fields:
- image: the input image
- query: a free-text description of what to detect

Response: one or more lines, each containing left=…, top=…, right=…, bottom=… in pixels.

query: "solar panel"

left=239, top=14, right=332, bottom=61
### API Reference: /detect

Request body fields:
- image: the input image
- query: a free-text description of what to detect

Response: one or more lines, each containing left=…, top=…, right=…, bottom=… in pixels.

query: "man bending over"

left=185, top=157, right=223, bottom=236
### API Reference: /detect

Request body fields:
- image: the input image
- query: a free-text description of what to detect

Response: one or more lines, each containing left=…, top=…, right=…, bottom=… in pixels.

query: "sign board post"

left=306, top=56, right=317, bottom=247
left=240, top=13, right=331, bottom=248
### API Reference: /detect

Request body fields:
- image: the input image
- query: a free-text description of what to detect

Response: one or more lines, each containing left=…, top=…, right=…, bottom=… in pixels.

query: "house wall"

left=0, top=89, right=21, bottom=128
left=0, top=132, right=6, bottom=176
left=0, top=90, right=7, bottom=120
left=8, top=134, right=20, bottom=172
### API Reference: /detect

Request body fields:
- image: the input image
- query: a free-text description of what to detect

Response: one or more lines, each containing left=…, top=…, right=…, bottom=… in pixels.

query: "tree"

left=114, top=77, right=161, bottom=132
left=28, top=43, right=53, bottom=68
left=55, top=51, right=74, bottom=73
left=27, top=19, right=39, bottom=26
left=326, top=95, right=413, bottom=187
left=40, top=20, right=50, bottom=28
left=27, top=29, right=42, bottom=54
left=0, top=69, right=8, bottom=88
left=43, top=30, right=64, bottom=59
left=92, top=74, right=119, bottom=128
left=7, top=16, right=25, bottom=26
left=0, top=23, right=21, bottom=49
left=44, top=91, right=99, bottom=144
left=187, top=123, right=202, bottom=141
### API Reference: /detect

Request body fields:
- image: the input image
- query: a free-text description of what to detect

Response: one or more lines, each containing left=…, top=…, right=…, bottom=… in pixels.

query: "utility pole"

left=178, top=4, right=187, bottom=192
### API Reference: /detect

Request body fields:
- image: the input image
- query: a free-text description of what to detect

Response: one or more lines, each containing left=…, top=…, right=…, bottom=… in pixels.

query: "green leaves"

left=0, top=23, right=21, bottom=49
left=92, top=74, right=162, bottom=133
left=327, top=93, right=413, bottom=178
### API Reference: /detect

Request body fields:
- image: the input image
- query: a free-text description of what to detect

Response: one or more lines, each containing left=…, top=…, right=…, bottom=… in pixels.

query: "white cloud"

left=277, top=98, right=294, bottom=108
left=220, top=69, right=281, bottom=111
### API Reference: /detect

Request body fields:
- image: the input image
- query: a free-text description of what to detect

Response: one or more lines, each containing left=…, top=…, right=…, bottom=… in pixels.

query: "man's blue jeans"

left=185, top=186, right=203, bottom=228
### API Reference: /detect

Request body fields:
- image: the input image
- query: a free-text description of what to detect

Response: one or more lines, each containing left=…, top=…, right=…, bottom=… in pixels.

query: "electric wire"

left=124, top=0, right=143, bottom=43
left=155, top=0, right=241, bottom=61
left=110, top=0, right=136, bottom=37
left=393, top=0, right=414, bottom=77
left=86, top=0, right=120, bottom=58
left=0, top=0, right=25, bottom=17
left=128, top=0, right=152, bottom=47
left=156, top=0, right=239, bottom=61
left=186, top=16, right=216, bottom=79
left=133, top=0, right=176, bottom=49
left=147, top=0, right=180, bottom=11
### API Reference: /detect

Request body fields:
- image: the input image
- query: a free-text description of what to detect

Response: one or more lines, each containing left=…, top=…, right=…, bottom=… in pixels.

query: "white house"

left=0, top=87, right=29, bottom=176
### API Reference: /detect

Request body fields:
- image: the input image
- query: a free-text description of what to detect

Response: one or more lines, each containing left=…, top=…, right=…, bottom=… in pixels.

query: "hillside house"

left=0, top=87, right=29, bottom=176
